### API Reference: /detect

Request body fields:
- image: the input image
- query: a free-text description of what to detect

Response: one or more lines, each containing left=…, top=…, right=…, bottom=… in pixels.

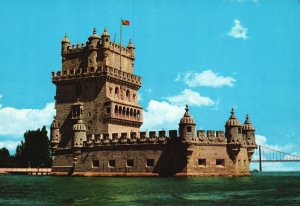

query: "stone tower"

left=51, top=27, right=143, bottom=152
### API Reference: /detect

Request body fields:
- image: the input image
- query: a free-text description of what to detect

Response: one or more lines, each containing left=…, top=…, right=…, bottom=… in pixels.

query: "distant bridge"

left=251, top=145, right=300, bottom=171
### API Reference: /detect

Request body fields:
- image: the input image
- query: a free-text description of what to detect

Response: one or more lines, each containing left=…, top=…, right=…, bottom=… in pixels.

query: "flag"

left=121, top=19, right=130, bottom=26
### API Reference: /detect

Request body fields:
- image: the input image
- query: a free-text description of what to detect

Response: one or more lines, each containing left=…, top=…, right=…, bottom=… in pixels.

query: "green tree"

left=14, top=126, right=52, bottom=168
left=0, top=147, right=13, bottom=167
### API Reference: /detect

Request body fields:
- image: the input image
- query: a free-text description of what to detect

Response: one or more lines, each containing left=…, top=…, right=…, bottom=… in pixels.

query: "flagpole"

left=120, top=18, right=122, bottom=70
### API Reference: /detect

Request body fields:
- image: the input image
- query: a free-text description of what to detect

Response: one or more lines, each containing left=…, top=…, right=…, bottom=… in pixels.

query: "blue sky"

left=0, top=0, right=300, bottom=170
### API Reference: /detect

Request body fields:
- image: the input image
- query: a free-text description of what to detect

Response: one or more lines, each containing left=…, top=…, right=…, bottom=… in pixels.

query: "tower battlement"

left=52, top=65, right=142, bottom=88
left=65, top=41, right=133, bottom=57
left=60, top=28, right=135, bottom=76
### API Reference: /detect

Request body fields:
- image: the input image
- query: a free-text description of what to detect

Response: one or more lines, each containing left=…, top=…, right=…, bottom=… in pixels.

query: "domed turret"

left=61, top=33, right=70, bottom=54
left=226, top=108, right=241, bottom=127
left=242, top=114, right=255, bottom=131
left=179, top=105, right=196, bottom=142
left=101, top=27, right=110, bottom=48
left=242, top=114, right=256, bottom=146
left=71, top=100, right=87, bottom=150
left=225, top=108, right=243, bottom=143
left=128, top=39, right=134, bottom=49
left=127, top=39, right=135, bottom=58
left=50, top=117, right=60, bottom=151
left=88, top=28, right=100, bottom=49
left=88, top=28, right=100, bottom=40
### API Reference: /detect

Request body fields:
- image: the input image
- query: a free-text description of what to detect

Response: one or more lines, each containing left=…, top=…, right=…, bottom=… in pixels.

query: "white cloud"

left=0, top=100, right=55, bottom=137
left=183, top=70, right=236, bottom=88
left=142, top=100, right=184, bottom=131
left=175, top=73, right=181, bottom=81
left=255, top=135, right=296, bottom=152
left=165, top=89, right=215, bottom=107
left=0, top=140, right=20, bottom=154
left=228, top=19, right=248, bottom=40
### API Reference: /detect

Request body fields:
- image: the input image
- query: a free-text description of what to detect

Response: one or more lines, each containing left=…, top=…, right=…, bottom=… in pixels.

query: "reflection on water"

left=0, top=172, right=299, bottom=206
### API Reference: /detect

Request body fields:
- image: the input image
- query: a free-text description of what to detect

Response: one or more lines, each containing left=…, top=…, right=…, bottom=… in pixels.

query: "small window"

left=88, top=112, right=91, bottom=117
left=198, top=159, right=206, bottom=167
left=106, top=107, right=111, bottom=114
left=146, top=159, right=154, bottom=167
left=216, top=159, right=225, bottom=167
left=108, top=160, right=116, bottom=168
left=127, top=159, right=134, bottom=167
left=187, top=126, right=192, bottom=132
left=115, top=87, right=119, bottom=95
left=238, top=128, right=242, bottom=134
left=92, top=160, right=99, bottom=168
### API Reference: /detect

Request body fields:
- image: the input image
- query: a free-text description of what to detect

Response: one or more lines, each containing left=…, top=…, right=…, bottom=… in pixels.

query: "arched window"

left=133, top=109, right=137, bottom=117
left=115, top=87, right=119, bottom=97
left=126, top=108, right=129, bottom=116
left=126, top=90, right=130, bottom=101
left=130, top=108, right=133, bottom=116
left=118, top=106, right=122, bottom=114
left=187, top=126, right=192, bottom=132
left=122, top=107, right=126, bottom=115
left=114, top=105, right=118, bottom=114
left=137, top=110, right=140, bottom=119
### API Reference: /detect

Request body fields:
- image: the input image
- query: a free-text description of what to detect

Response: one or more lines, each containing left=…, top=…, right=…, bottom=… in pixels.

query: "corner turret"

left=50, top=116, right=60, bottom=152
left=88, top=28, right=101, bottom=48
left=225, top=108, right=243, bottom=144
left=87, top=28, right=100, bottom=70
left=242, top=114, right=257, bottom=161
left=242, top=114, right=256, bottom=145
left=71, top=100, right=87, bottom=152
left=61, top=33, right=70, bottom=54
left=127, top=39, right=135, bottom=58
left=101, top=27, right=110, bottom=48
left=179, top=105, right=196, bottom=142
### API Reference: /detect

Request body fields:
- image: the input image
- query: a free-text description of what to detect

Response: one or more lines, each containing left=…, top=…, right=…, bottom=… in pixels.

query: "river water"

left=0, top=172, right=299, bottom=206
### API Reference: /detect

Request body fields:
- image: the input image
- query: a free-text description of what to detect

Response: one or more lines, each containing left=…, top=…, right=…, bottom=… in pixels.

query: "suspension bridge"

left=251, top=145, right=300, bottom=171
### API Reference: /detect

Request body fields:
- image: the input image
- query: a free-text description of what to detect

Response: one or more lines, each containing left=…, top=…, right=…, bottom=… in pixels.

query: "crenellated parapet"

left=195, top=130, right=226, bottom=144
left=69, top=129, right=230, bottom=148
left=83, top=130, right=170, bottom=147
left=52, top=65, right=142, bottom=88
left=67, top=42, right=87, bottom=53
left=59, top=27, right=135, bottom=75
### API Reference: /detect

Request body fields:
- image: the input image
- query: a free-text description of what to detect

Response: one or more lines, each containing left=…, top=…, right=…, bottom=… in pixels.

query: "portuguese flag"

left=121, top=19, right=130, bottom=26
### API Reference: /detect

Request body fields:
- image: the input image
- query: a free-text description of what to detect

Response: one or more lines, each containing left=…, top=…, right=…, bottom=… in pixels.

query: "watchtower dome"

left=179, top=105, right=196, bottom=141
left=225, top=108, right=243, bottom=144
